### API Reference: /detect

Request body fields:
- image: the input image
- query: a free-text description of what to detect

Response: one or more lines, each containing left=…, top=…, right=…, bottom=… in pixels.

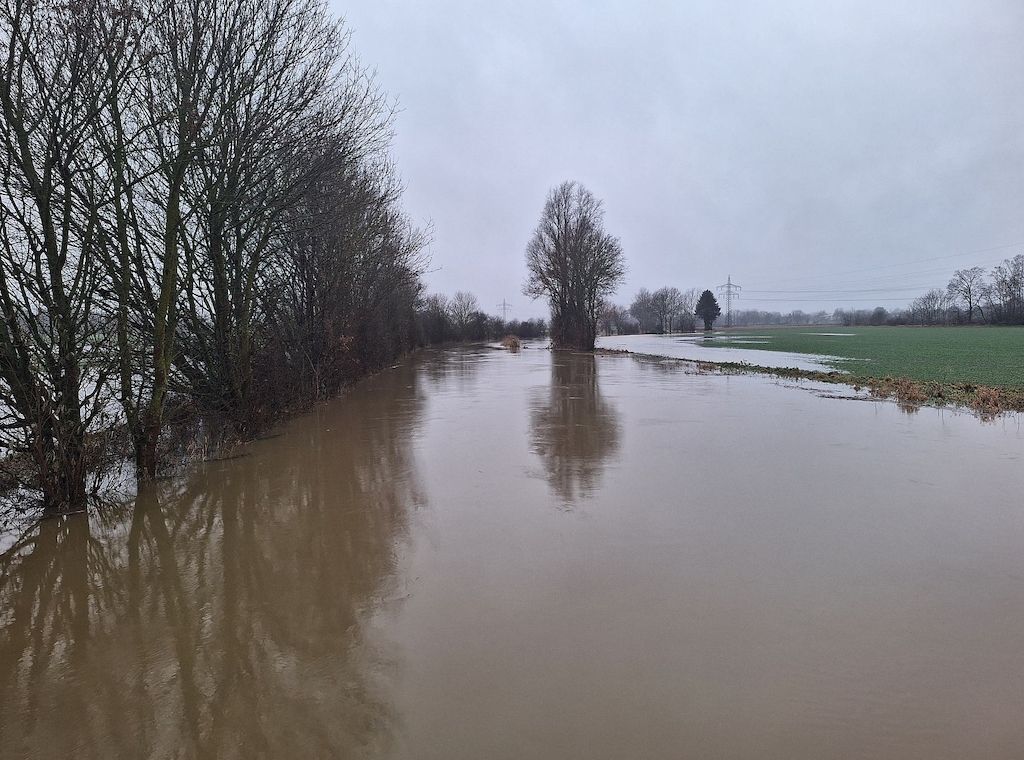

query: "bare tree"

left=651, top=287, right=686, bottom=333
left=947, top=266, right=986, bottom=324
left=987, top=255, right=1024, bottom=324
left=910, top=289, right=951, bottom=325
left=630, top=286, right=696, bottom=333
left=272, top=152, right=427, bottom=403
left=629, top=288, right=656, bottom=333
left=524, top=182, right=625, bottom=351
left=0, top=0, right=113, bottom=513
left=0, top=0, right=430, bottom=508
left=677, top=288, right=698, bottom=332
left=448, top=291, right=479, bottom=340
left=418, top=293, right=452, bottom=343
left=83, top=0, right=242, bottom=481
left=88, top=0, right=161, bottom=485
left=175, top=0, right=394, bottom=420
left=598, top=301, right=636, bottom=335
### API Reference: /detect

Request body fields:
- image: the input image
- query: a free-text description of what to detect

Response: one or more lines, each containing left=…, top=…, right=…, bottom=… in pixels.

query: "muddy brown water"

left=2, top=346, right=1023, bottom=759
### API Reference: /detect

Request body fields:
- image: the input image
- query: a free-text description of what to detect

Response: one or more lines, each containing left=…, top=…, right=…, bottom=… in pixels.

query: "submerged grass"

left=595, top=346, right=1024, bottom=417
left=700, top=326, right=1024, bottom=387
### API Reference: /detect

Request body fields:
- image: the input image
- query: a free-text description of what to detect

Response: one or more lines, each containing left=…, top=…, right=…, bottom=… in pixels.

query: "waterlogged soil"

left=2, top=346, right=1024, bottom=759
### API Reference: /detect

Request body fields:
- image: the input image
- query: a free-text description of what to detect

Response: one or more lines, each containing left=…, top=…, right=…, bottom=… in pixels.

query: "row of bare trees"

left=598, top=287, right=699, bottom=335
left=418, top=291, right=548, bottom=344
left=866, top=257, right=1024, bottom=326
left=627, top=287, right=699, bottom=333
left=940, top=259, right=1024, bottom=324
left=608, top=256, right=1024, bottom=330
left=0, top=0, right=426, bottom=515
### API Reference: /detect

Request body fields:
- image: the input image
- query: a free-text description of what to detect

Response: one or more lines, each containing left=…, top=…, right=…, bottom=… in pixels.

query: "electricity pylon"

left=717, top=275, right=741, bottom=328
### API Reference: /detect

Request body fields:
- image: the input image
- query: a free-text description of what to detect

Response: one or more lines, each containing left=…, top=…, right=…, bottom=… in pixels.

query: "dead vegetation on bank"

left=501, top=335, right=523, bottom=351
left=595, top=347, right=1024, bottom=417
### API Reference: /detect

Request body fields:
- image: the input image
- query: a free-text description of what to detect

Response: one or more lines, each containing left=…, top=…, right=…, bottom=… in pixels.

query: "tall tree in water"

left=0, top=0, right=427, bottom=510
left=524, top=182, right=625, bottom=351
left=0, top=0, right=110, bottom=514
left=695, top=290, right=721, bottom=330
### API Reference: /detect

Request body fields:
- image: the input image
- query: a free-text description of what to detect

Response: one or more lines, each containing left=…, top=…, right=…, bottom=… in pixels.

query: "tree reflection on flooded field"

left=2, top=346, right=1024, bottom=760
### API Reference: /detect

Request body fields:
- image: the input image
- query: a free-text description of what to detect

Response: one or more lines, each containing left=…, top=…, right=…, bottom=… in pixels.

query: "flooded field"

left=598, top=333, right=845, bottom=372
left=2, top=345, right=1024, bottom=759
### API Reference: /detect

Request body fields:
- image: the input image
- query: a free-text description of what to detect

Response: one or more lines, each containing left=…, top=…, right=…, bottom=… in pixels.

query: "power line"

left=496, top=299, right=513, bottom=321
left=772, top=261, right=1001, bottom=285
left=750, top=241, right=1024, bottom=288
left=693, top=241, right=1024, bottom=312
left=744, top=286, right=933, bottom=294
left=742, top=255, right=1013, bottom=295
left=741, top=297, right=923, bottom=303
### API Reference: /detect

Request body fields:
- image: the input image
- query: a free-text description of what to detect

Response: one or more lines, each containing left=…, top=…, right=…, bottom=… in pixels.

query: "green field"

left=702, top=326, right=1024, bottom=387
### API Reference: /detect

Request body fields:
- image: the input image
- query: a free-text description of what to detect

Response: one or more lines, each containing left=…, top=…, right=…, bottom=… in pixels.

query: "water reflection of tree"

left=0, top=361, right=426, bottom=759
left=530, top=353, right=621, bottom=505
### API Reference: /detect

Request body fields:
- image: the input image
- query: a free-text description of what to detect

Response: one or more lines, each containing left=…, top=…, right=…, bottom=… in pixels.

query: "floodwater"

left=2, top=346, right=1024, bottom=759
left=598, top=333, right=845, bottom=372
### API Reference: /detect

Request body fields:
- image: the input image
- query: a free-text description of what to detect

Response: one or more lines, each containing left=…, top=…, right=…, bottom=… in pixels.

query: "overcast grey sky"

left=331, top=0, right=1024, bottom=318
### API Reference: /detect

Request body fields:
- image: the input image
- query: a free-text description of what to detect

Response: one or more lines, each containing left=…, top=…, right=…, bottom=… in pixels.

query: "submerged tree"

left=695, top=290, right=721, bottom=330
left=0, top=0, right=428, bottom=512
left=524, top=181, right=625, bottom=351
left=0, top=0, right=113, bottom=514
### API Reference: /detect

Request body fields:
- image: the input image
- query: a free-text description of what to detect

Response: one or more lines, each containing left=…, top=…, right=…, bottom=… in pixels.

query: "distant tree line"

left=902, top=258, right=1024, bottom=325
left=724, top=309, right=832, bottom=327
left=417, top=291, right=548, bottom=344
left=0, top=0, right=433, bottom=515
left=600, top=286, right=704, bottom=334
left=599, top=255, right=1024, bottom=334
left=840, top=257, right=1024, bottom=326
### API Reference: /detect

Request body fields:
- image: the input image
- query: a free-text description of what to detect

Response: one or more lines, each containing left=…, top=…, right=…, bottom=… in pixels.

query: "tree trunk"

left=139, top=163, right=184, bottom=485
left=34, top=428, right=88, bottom=516
left=137, top=413, right=161, bottom=483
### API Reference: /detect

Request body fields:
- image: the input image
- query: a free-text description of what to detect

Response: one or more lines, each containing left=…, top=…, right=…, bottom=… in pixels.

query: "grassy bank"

left=596, top=346, right=1024, bottom=417
left=700, top=326, right=1024, bottom=387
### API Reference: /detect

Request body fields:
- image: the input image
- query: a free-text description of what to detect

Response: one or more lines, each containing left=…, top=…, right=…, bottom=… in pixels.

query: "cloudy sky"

left=332, top=0, right=1024, bottom=318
